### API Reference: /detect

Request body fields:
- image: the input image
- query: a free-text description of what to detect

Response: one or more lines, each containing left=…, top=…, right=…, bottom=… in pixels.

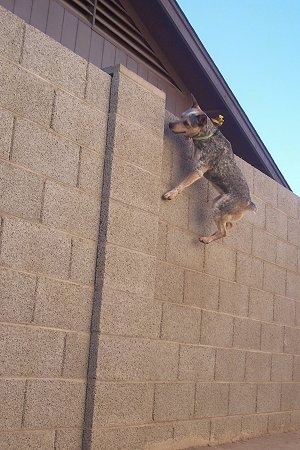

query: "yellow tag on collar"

left=212, top=114, right=224, bottom=126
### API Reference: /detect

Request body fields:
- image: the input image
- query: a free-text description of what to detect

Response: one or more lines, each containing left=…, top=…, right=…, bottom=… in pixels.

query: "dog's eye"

left=183, top=120, right=189, bottom=126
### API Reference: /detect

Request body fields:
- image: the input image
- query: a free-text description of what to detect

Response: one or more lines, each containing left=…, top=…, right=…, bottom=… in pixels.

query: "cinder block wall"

left=1, top=5, right=300, bottom=450
left=0, top=6, right=110, bottom=448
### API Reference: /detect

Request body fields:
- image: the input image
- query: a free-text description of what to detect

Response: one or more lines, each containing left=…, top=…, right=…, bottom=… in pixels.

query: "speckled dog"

left=163, top=96, right=256, bottom=244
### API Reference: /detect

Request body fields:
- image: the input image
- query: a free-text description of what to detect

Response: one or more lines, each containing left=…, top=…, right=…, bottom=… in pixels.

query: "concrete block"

left=281, top=383, right=300, bottom=410
left=284, top=327, right=300, bottom=354
left=34, top=277, right=93, bottom=332
left=210, top=416, right=242, bottom=445
left=63, top=332, right=90, bottom=379
left=85, top=63, right=111, bottom=112
left=52, top=90, right=107, bottom=152
left=55, top=429, right=82, bottom=450
left=245, top=351, right=271, bottom=381
left=97, top=334, right=179, bottom=381
left=23, top=25, right=87, bottom=97
left=261, top=323, right=284, bottom=353
left=236, top=253, right=263, bottom=289
left=0, top=379, right=25, bottom=430
left=0, top=162, right=44, bottom=220
left=278, top=184, right=298, bottom=218
left=248, top=288, right=274, bottom=321
left=195, top=382, right=229, bottom=417
left=185, top=270, right=219, bottom=310
left=252, top=228, right=277, bottom=263
left=90, top=423, right=173, bottom=450
left=268, top=412, right=291, bottom=433
left=201, top=311, right=234, bottom=347
left=0, top=5, right=24, bottom=63
left=274, top=295, right=295, bottom=326
left=166, top=226, right=205, bottom=271
left=224, top=220, right=253, bottom=253
left=78, top=147, right=104, bottom=195
left=291, top=410, right=300, bottom=429
left=154, top=382, right=194, bottom=421
left=233, top=317, right=261, bottom=350
left=110, top=66, right=165, bottom=133
left=0, top=217, right=71, bottom=278
left=160, top=189, right=189, bottom=229
left=0, top=267, right=36, bottom=323
left=286, top=271, right=300, bottom=301
left=0, top=324, right=64, bottom=377
left=241, top=414, right=268, bottom=439
left=93, top=382, right=154, bottom=426
left=257, top=383, right=281, bottom=413
left=219, top=281, right=249, bottom=317
left=155, top=261, right=184, bottom=303
left=287, top=217, right=300, bottom=246
left=244, top=195, right=266, bottom=228
left=0, top=108, right=14, bottom=160
left=178, top=345, right=215, bottom=381
left=173, top=419, right=210, bottom=448
left=263, top=262, right=286, bottom=295
left=235, top=156, right=254, bottom=193
left=205, top=243, right=236, bottom=281
left=253, top=169, right=277, bottom=207
left=188, top=199, right=212, bottom=238
left=0, top=431, right=55, bottom=450
left=23, top=380, right=86, bottom=428
left=110, top=159, right=160, bottom=215
left=161, top=302, right=201, bottom=343
left=276, top=240, right=298, bottom=272
left=42, top=181, right=100, bottom=240
left=266, top=205, right=288, bottom=240
left=0, top=58, right=54, bottom=127
left=99, top=288, right=161, bottom=338
left=107, top=199, right=158, bottom=256
left=271, top=353, right=293, bottom=381
left=104, top=244, right=156, bottom=297
left=70, top=237, right=97, bottom=285
left=12, top=118, right=80, bottom=186
left=294, top=355, right=300, bottom=381
left=215, top=348, right=246, bottom=381
left=113, top=113, right=163, bottom=175
left=229, top=383, right=256, bottom=415
left=156, top=221, right=168, bottom=260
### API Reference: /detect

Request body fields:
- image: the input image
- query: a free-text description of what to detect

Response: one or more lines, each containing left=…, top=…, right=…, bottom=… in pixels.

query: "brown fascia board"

left=154, top=0, right=290, bottom=189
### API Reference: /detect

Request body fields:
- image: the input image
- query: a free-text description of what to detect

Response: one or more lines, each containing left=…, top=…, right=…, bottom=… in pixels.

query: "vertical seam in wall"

left=53, top=430, right=58, bottom=450
left=213, top=348, right=217, bottom=381
left=255, top=382, right=258, bottom=413
left=193, top=382, right=197, bottom=416
left=39, top=180, right=47, bottom=223
left=176, top=344, right=181, bottom=380
left=0, top=217, right=4, bottom=257
left=82, top=72, right=115, bottom=450
left=152, top=384, right=156, bottom=422
left=21, top=379, right=29, bottom=427
left=30, top=276, right=39, bottom=323
left=84, top=63, right=89, bottom=99
left=77, top=147, right=82, bottom=188
left=159, top=302, right=164, bottom=339
left=60, top=334, right=67, bottom=377
left=50, top=90, right=57, bottom=129
left=8, top=117, right=17, bottom=160
left=18, top=23, right=26, bottom=65
left=68, top=237, right=74, bottom=279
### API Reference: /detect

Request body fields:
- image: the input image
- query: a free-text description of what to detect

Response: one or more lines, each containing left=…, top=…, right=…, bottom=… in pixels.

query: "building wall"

left=1, top=5, right=300, bottom=450
left=0, top=5, right=110, bottom=448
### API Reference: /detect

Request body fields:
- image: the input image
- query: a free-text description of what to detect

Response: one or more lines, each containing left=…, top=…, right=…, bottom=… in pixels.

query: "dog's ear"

left=197, top=114, right=207, bottom=126
left=191, top=94, right=201, bottom=110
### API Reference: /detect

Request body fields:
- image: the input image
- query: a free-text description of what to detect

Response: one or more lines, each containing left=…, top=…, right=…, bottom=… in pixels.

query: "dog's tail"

left=247, top=201, right=257, bottom=213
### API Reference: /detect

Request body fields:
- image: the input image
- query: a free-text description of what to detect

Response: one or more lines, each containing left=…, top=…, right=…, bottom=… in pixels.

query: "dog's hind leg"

left=199, top=214, right=227, bottom=244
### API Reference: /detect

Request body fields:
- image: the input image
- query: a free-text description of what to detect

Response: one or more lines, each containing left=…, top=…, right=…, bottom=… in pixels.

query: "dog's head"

left=169, top=95, right=208, bottom=138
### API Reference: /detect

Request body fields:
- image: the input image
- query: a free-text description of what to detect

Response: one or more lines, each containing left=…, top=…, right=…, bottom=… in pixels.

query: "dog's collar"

left=192, top=128, right=218, bottom=142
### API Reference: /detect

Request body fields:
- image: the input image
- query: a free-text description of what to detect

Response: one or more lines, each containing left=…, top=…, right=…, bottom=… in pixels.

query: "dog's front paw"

left=199, top=236, right=211, bottom=244
left=162, top=188, right=179, bottom=200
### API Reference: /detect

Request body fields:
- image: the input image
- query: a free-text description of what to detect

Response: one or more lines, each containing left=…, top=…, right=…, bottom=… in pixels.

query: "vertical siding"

left=0, top=0, right=185, bottom=115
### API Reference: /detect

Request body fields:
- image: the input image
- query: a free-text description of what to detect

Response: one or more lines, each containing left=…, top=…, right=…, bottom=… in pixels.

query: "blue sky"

left=177, top=0, right=300, bottom=196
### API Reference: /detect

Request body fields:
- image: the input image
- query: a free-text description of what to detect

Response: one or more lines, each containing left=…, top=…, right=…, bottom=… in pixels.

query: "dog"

left=163, top=95, right=256, bottom=244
